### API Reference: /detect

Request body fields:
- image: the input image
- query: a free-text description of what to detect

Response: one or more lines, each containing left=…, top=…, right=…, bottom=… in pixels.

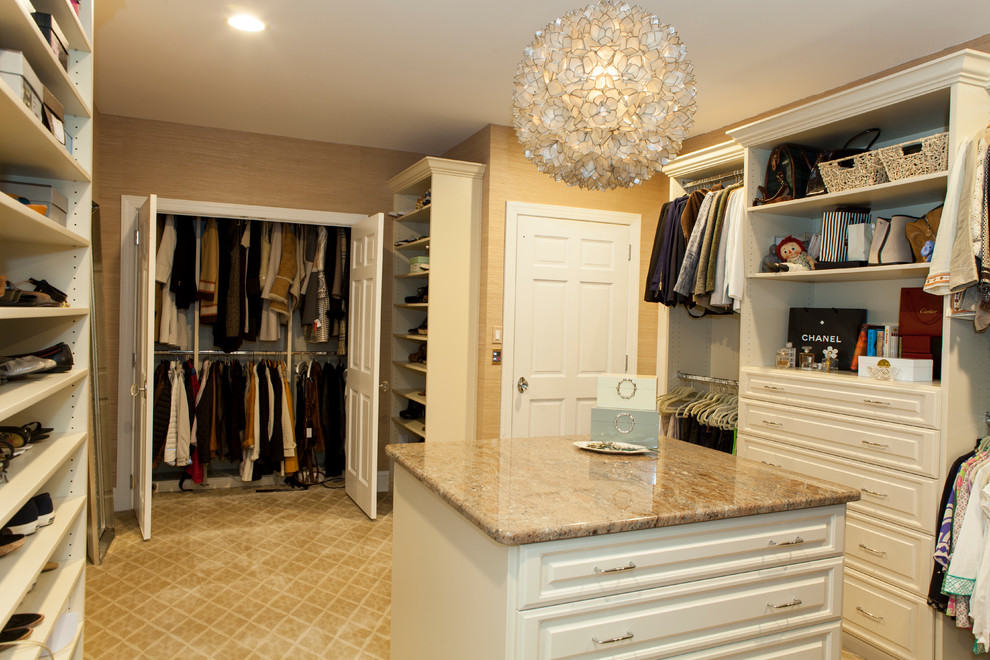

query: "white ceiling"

left=93, top=0, right=990, bottom=156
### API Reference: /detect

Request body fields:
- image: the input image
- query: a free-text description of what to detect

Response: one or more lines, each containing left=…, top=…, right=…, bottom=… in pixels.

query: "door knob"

left=129, top=384, right=147, bottom=397
left=517, top=376, right=529, bottom=394
left=379, top=380, right=390, bottom=393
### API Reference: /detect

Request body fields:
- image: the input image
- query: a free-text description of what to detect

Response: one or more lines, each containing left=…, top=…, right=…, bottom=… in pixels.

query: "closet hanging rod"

left=681, top=168, right=745, bottom=190
left=153, top=349, right=338, bottom=357
left=676, top=371, right=738, bottom=387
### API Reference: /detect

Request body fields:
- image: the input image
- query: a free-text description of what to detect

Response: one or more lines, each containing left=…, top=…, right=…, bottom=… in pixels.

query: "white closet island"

left=387, top=436, right=859, bottom=660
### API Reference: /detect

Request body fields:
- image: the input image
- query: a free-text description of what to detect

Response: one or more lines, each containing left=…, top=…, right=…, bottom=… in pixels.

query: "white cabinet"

left=386, top=157, right=485, bottom=444
left=0, top=0, right=93, bottom=657
left=729, top=49, right=990, bottom=659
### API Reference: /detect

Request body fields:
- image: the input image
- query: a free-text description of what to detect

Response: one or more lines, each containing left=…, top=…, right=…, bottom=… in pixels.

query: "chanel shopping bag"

left=787, top=307, right=868, bottom=371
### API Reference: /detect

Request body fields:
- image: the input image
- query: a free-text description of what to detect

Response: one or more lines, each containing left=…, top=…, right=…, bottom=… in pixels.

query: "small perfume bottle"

left=776, top=341, right=796, bottom=369
left=799, top=346, right=815, bottom=370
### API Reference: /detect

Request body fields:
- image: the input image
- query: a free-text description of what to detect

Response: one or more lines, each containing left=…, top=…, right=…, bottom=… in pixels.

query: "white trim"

left=500, top=201, right=640, bottom=439
left=663, top=141, right=744, bottom=180
left=114, top=195, right=365, bottom=512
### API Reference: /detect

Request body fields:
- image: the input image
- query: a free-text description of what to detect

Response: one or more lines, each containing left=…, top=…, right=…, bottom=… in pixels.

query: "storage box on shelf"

left=385, top=157, right=484, bottom=447
left=0, top=0, right=93, bottom=657
left=729, top=49, right=990, bottom=660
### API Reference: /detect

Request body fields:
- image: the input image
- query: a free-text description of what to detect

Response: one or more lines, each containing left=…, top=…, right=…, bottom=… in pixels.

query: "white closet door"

left=133, top=195, right=157, bottom=540
left=345, top=213, right=385, bottom=519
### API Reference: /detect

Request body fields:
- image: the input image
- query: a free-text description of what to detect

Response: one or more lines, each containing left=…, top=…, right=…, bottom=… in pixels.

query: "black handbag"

left=805, top=128, right=881, bottom=196
left=787, top=307, right=868, bottom=371
left=754, top=144, right=821, bottom=205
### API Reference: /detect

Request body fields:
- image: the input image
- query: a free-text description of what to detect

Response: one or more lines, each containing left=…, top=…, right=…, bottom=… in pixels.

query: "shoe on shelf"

left=408, top=318, right=427, bottom=336
left=3, top=613, right=43, bottom=631
left=5, top=499, right=39, bottom=536
left=0, top=532, right=24, bottom=558
left=2, top=342, right=73, bottom=376
left=30, top=493, right=54, bottom=527
left=0, top=422, right=52, bottom=444
left=408, top=345, right=427, bottom=364
left=399, top=401, right=425, bottom=420
left=0, top=626, right=31, bottom=650
left=404, top=286, right=428, bottom=304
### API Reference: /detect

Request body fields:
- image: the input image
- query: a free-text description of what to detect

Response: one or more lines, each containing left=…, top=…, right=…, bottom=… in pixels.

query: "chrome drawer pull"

left=763, top=385, right=784, bottom=392
left=761, top=420, right=783, bottom=428
left=761, top=461, right=782, bottom=468
left=856, top=606, right=884, bottom=622
left=768, top=536, right=805, bottom=547
left=861, top=440, right=889, bottom=449
left=767, top=598, right=802, bottom=609
left=594, top=561, right=636, bottom=575
left=862, top=399, right=890, bottom=407
left=858, top=543, right=887, bottom=557
left=861, top=488, right=888, bottom=499
left=592, top=630, right=634, bottom=645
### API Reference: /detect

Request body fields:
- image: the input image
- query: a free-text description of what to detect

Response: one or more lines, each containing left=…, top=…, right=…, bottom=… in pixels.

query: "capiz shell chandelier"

left=512, top=1, right=697, bottom=190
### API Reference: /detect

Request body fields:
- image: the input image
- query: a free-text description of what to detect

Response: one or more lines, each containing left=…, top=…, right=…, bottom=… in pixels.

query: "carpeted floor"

left=84, top=485, right=392, bottom=659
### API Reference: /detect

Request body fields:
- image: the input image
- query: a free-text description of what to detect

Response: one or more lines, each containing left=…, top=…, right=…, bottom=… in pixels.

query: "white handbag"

left=868, top=215, right=914, bottom=265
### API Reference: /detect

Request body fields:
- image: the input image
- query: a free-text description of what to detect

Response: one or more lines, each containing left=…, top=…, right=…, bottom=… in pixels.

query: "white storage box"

left=0, top=49, right=42, bottom=121
left=596, top=374, right=657, bottom=411
left=0, top=181, right=68, bottom=225
left=857, top=356, right=933, bottom=382
left=590, top=407, right=660, bottom=449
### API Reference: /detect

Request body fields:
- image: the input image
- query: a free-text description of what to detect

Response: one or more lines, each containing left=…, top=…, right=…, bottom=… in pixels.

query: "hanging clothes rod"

left=154, top=349, right=338, bottom=357
left=681, top=168, right=745, bottom=191
left=676, top=371, right=738, bottom=387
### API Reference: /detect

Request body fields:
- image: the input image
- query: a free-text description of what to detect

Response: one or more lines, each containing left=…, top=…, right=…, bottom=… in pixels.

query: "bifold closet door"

left=345, top=213, right=385, bottom=520
left=132, top=194, right=157, bottom=541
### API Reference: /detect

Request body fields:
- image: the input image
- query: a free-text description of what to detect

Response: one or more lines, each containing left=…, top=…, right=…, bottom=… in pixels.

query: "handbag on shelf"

left=754, top=143, right=821, bottom=206
left=905, top=205, right=942, bottom=263
left=805, top=128, right=881, bottom=197
left=819, top=207, right=871, bottom=263
left=868, top=215, right=914, bottom=265
left=787, top=307, right=868, bottom=371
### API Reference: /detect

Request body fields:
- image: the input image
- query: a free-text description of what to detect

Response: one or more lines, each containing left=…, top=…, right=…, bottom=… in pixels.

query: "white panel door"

left=132, top=195, right=156, bottom=540
left=510, top=214, right=631, bottom=438
left=345, top=213, right=385, bottom=520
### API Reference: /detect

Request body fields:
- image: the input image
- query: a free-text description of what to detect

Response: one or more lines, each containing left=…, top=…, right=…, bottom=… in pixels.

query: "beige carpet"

left=85, top=485, right=392, bottom=659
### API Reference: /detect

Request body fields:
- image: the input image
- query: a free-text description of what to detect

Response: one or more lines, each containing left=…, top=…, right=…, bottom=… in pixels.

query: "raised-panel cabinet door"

left=345, top=213, right=385, bottom=519
left=132, top=195, right=156, bottom=540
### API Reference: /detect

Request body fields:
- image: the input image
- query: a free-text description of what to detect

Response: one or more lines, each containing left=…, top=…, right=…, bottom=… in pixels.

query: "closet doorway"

left=117, top=195, right=382, bottom=539
left=500, top=202, right=640, bottom=438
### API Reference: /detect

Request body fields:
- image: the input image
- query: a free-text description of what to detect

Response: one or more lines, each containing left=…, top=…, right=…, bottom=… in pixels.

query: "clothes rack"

left=676, top=371, right=738, bottom=387
left=154, top=349, right=337, bottom=357
left=681, top=168, right=744, bottom=193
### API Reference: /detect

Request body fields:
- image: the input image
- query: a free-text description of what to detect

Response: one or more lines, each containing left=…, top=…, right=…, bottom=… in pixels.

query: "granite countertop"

left=386, top=436, right=860, bottom=545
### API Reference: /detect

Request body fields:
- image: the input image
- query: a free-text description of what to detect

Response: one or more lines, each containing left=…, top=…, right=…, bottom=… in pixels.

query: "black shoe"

left=399, top=401, right=424, bottom=420
left=8, top=343, right=73, bottom=373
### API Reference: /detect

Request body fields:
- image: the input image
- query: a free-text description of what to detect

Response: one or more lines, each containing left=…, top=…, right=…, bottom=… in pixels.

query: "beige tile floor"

left=84, top=485, right=392, bottom=660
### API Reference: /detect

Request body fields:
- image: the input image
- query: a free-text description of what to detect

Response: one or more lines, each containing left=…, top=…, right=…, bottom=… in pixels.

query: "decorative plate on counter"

left=573, top=440, right=652, bottom=454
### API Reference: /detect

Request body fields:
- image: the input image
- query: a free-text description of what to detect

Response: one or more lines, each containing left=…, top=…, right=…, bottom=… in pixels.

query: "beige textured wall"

left=94, top=114, right=425, bottom=463
left=445, top=125, right=667, bottom=440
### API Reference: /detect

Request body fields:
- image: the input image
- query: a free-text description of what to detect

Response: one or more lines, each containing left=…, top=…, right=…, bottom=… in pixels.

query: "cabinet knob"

left=861, top=440, right=889, bottom=449
left=767, top=598, right=803, bottom=609
left=592, top=630, right=634, bottom=645
left=856, top=605, right=884, bottom=622
left=858, top=543, right=887, bottom=557
left=593, top=561, right=636, bottom=575
left=768, top=536, right=804, bottom=547
left=862, top=399, right=890, bottom=407
left=861, top=488, right=888, bottom=499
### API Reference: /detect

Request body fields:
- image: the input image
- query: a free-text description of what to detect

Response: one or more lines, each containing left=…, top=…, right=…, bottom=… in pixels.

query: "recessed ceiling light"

left=228, top=14, right=265, bottom=32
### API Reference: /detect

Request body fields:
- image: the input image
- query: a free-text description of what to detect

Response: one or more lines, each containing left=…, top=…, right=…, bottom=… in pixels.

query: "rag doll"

left=769, top=235, right=815, bottom=272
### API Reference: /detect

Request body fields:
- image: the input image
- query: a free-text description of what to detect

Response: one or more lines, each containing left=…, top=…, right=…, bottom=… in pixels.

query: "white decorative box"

left=0, top=180, right=68, bottom=225
left=596, top=374, right=657, bottom=411
left=0, top=49, right=42, bottom=121
left=590, top=407, right=659, bottom=449
left=857, top=356, right=933, bottom=382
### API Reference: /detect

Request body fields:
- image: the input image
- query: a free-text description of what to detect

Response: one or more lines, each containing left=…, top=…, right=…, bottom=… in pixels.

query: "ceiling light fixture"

left=512, top=0, right=697, bottom=190
left=227, top=14, right=265, bottom=32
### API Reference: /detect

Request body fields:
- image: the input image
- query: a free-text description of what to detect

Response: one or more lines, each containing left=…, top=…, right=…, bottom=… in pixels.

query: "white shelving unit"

left=386, top=157, right=485, bottom=445
left=656, top=141, right=744, bottom=393
left=729, top=49, right=990, bottom=660
left=0, top=0, right=93, bottom=657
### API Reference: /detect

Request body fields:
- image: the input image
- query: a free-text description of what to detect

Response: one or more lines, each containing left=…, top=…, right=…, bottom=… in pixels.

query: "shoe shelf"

left=392, top=416, right=426, bottom=439
left=8, top=557, right=84, bottom=660
left=0, top=308, right=88, bottom=321
left=394, top=361, right=427, bottom=375
left=0, top=194, right=89, bottom=248
left=395, top=389, right=426, bottom=406
left=749, top=263, right=930, bottom=283
left=393, top=206, right=431, bottom=225
left=395, top=272, right=429, bottom=280
left=0, top=370, right=86, bottom=421
left=0, top=82, right=89, bottom=183
left=0, top=494, right=85, bottom=629
left=394, top=302, right=428, bottom=310
left=393, top=333, right=427, bottom=343
left=745, top=172, right=947, bottom=218
left=0, top=432, right=85, bottom=529
left=395, top=236, right=430, bottom=252
left=0, top=0, right=91, bottom=117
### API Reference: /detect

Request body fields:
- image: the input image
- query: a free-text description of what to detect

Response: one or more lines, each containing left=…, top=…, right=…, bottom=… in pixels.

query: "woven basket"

left=819, top=150, right=888, bottom=193
left=877, top=132, right=949, bottom=181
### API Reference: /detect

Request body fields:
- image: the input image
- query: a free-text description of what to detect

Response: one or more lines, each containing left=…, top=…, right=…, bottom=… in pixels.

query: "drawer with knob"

left=515, top=506, right=844, bottom=609
left=844, top=511, right=934, bottom=594
left=740, top=368, right=939, bottom=429
left=842, top=567, right=934, bottom=660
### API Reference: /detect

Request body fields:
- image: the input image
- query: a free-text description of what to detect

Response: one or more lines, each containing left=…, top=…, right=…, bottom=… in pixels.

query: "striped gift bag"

left=819, top=208, right=871, bottom=262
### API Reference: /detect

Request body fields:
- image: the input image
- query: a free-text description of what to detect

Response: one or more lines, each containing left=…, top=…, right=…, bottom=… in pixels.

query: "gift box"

left=590, top=407, right=659, bottom=449
left=0, top=49, right=43, bottom=121
left=596, top=374, right=657, bottom=411
left=0, top=180, right=68, bottom=225
left=32, top=13, right=69, bottom=71
left=899, top=287, right=943, bottom=336
left=41, top=85, right=65, bottom=145
left=409, top=256, right=429, bottom=273
left=857, top=356, right=933, bottom=382
left=899, top=335, right=930, bottom=354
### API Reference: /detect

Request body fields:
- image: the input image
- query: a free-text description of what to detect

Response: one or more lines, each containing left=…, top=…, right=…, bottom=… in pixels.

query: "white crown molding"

left=663, top=141, right=744, bottom=179
left=388, top=156, right=486, bottom=192
left=729, top=49, right=990, bottom=147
